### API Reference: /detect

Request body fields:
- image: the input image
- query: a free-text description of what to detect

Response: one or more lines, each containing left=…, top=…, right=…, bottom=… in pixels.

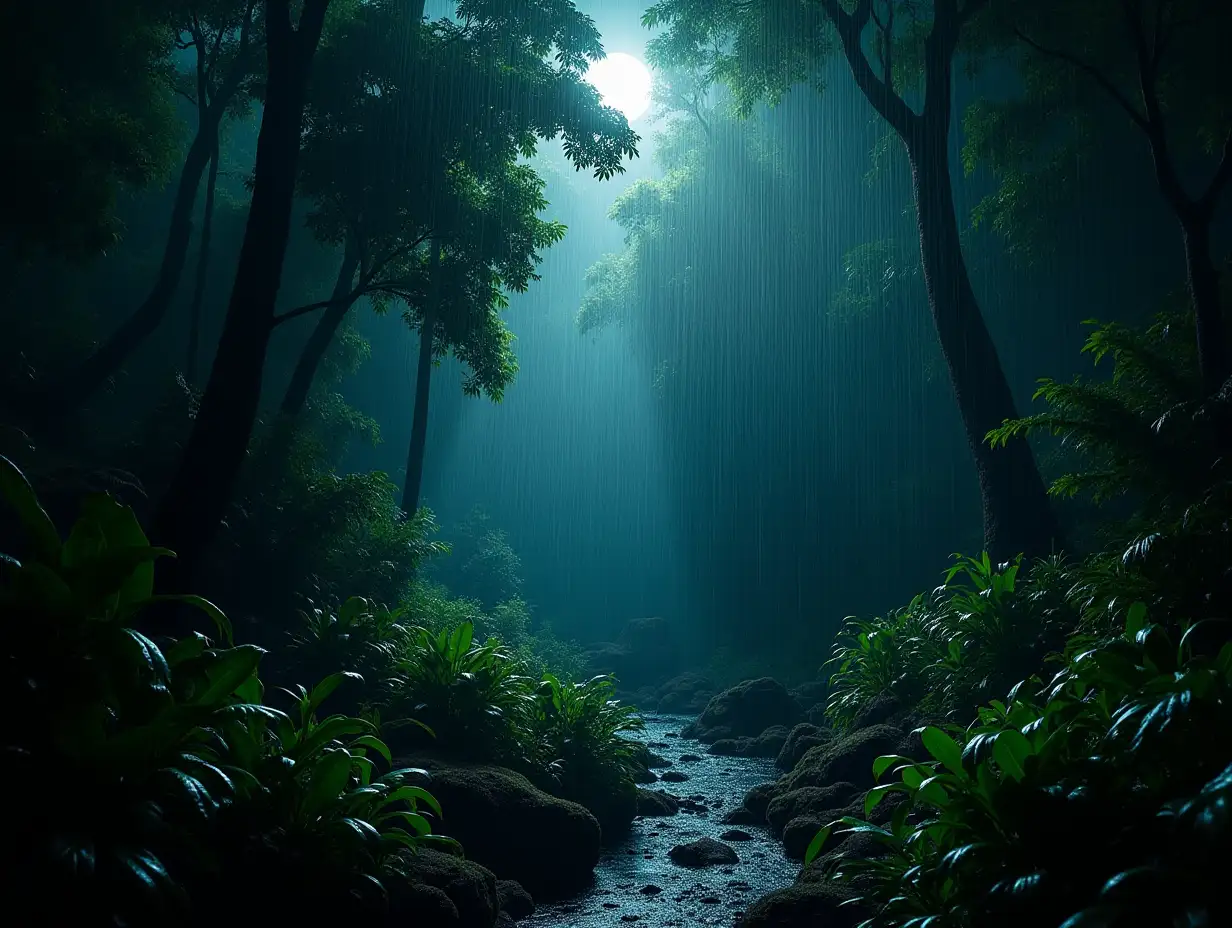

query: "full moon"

left=585, top=52, right=653, bottom=122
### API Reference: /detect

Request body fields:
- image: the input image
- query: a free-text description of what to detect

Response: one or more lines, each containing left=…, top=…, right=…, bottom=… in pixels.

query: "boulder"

left=668, top=837, right=740, bottom=868
left=777, top=724, right=903, bottom=794
left=849, top=691, right=903, bottom=731
left=684, top=678, right=804, bottom=743
left=776, top=723, right=831, bottom=772
left=403, top=760, right=601, bottom=899
left=738, top=881, right=863, bottom=928
left=790, top=680, right=829, bottom=710
left=636, top=788, right=680, bottom=817
left=806, top=704, right=830, bottom=726
left=765, top=782, right=860, bottom=838
left=584, top=617, right=682, bottom=690
left=741, top=782, right=778, bottom=821
left=388, top=848, right=500, bottom=928
left=495, top=880, right=534, bottom=921
left=655, top=672, right=716, bottom=714
left=782, top=815, right=833, bottom=860
left=708, top=724, right=792, bottom=759
left=388, top=882, right=460, bottom=927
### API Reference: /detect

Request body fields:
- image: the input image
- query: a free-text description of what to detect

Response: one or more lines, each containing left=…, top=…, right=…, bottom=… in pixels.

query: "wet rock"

left=678, top=753, right=703, bottom=763
left=401, top=761, right=601, bottom=899
left=721, top=805, right=764, bottom=826
left=738, top=881, right=863, bottom=928
left=660, top=770, right=690, bottom=783
left=720, top=829, right=754, bottom=841
left=776, top=723, right=831, bottom=772
left=806, top=704, right=830, bottom=726
left=684, top=678, right=804, bottom=743
left=777, top=724, right=903, bottom=794
left=388, top=848, right=500, bottom=928
left=391, top=882, right=460, bottom=927
left=647, top=752, right=673, bottom=768
left=496, top=880, right=534, bottom=921
left=850, top=691, right=903, bottom=731
left=801, top=830, right=892, bottom=889
left=783, top=814, right=845, bottom=860
left=655, top=672, right=716, bottom=713
left=636, top=788, right=680, bottom=817
left=584, top=617, right=682, bottom=689
left=766, top=782, right=860, bottom=837
left=790, top=680, right=829, bottom=711
left=668, top=837, right=740, bottom=868
left=496, top=912, right=515, bottom=928
left=640, top=885, right=663, bottom=896
left=742, top=782, right=778, bottom=820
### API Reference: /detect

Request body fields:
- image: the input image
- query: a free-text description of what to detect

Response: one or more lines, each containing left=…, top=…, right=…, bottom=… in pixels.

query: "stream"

left=525, top=715, right=795, bottom=927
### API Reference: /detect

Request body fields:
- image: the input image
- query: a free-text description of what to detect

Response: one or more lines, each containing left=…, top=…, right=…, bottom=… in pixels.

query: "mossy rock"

left=778, top=724, right=903, bottom=794
left=636, top=788, right=680, bottom=816
left=738, top=881, right=864, bottom=928
left=387, top=848, right=500, bottom=928
left=766, top=782, right=860, bottom=837
left=403, top=760, right=601, bottom=899
left=684, top=678, right=804, bottom=743
left=776, top=723, right=830, bottom=772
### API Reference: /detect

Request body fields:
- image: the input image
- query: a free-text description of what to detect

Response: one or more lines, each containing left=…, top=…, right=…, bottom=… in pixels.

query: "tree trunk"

left=29, top=124, right=216, bottom=419
left=906, top=118, right=1060, bottom=563
left=1177, top=211, right=1229, bottom=395
left=186, top=136, right=221, bottom=385
left=403, top=244, right=441, bottom=516
left=153, top=0, right=331, bottom=594
left=279, top=240, right=361, bottom=415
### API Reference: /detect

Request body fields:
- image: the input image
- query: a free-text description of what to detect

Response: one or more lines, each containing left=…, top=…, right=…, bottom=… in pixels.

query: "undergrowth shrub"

left=0, top=456, right=456, bottom=925
left=807, top=605, right=1232, bottom=928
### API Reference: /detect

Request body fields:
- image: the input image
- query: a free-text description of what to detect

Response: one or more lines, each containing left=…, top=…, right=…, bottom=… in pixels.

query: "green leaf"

left=309, top=671, right=364, bottom=713
left=418, top=834, right=465, bottom=856
left=449, top=622, right=474, bottom=659
left=143, top=594, right=234, bottom=646
left=1124, top=602, right=1148, bottom=640
left=802, top=825, right=832, bottom=866
left=380, top=810, right=432, bottom=835
left=992, top=730, right=1032, bottom=781
left=352, top=734, right=393, bottom=766
left=0, top=454, right=61, bottom=563
left=198, top=645, right=264, bottom=707
left=872, top=754, right=910, bottom=781
left=164, top=633, right=208, bottom=668
left=921, top=726, right=964, bottom=776
left=301, top=750, right=356, bottom=819
left=387, top=784, right=444, bottom=818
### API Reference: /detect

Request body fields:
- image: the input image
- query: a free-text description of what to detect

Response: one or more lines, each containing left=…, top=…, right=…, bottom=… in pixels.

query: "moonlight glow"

left=585, top=52, right=653, bottom=122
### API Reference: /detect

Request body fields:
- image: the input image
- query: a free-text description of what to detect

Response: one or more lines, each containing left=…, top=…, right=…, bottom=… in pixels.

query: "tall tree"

left=153, top=0, right=332, bottom=587
left=645, top=0, right=1061, bottom=562
left=0, top=0, right=181, bottom=260
left=967, top=0, right=1232, bottom=395
left=278, top=0, right=640, bottom=420
left=19, top=0, right=262, bottom=419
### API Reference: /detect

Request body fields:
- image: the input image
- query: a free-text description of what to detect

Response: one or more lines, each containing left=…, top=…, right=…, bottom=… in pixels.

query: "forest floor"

left=525, top=715, right=794, bottom=927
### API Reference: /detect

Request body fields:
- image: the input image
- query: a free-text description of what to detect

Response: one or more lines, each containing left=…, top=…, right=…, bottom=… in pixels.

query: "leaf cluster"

left=808, top=605, right=1232, bottom=928
left=0, top=456, right=454, bottom=925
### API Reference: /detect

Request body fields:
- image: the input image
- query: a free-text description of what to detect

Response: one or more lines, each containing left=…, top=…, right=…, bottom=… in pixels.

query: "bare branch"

left=1013, top=27, right=1149, bottom=131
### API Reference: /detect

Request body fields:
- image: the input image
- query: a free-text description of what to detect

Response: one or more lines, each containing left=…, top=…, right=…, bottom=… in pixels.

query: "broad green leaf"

left=352, top=734, right=393, bottom=766
left=198, top=645, right=264, bottom=706
left=864, top=782, right=905, bottom=817
left=872, top=754, right=910, bottom=781
left=310, top=671, right=364, bottom=713
left=301, top=750, right=356, bottom=819
left=142, top=594, right=234, bottom=646
left=1124, top=602, right=1148, bottom=640
left=921, top=726, right=964, bottom=776
left=993, top=730, right=1033, bottom=782
left=418, top=834, right=465, bottom=856
left=0, top=454, right=61, bottom=563
left=802, top=824, right=832, bottom=866
left=381, top=810, right=432, bottom=835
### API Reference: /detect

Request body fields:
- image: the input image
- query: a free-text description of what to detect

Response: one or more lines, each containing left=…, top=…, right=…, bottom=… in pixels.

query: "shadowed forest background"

left=3, top=0, right=1232, bottom=925
left=5, top=0, right=1225, bottom=675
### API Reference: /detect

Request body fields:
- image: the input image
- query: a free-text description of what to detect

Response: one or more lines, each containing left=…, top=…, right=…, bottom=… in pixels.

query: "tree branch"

left=1012, top=27, right=1149, bottom=132
left=816, top=0, right=916, bottom=138
left=1201, top=125, right=1232, bottom=214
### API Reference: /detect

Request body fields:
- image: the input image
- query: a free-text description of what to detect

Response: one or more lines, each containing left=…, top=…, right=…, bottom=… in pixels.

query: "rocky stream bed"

left=523, top=715, right=796, bottom=928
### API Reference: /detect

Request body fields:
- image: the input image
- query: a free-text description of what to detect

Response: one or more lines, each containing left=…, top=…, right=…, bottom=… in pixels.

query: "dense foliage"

left=0, top=456, right=457, bottom=925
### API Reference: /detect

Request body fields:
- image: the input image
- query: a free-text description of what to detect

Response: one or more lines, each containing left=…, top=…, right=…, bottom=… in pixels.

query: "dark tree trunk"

left=153, top=0, right=331, bottom=595
left=402, top=244, right=441, bottom=516
left=1177, top=211, right=1229, bottom=395
left=186, top=137, right=221, bottom=385
left=906, top=117, right=1060, bottom=563
left=279, top=240, right=361, bottom=416
left=27, top=127, right=215, bottom=418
